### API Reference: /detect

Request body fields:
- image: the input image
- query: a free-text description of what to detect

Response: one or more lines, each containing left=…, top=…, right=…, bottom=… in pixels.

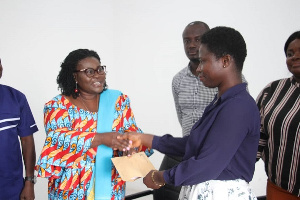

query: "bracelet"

left=151, top=170, right=165, bottom=187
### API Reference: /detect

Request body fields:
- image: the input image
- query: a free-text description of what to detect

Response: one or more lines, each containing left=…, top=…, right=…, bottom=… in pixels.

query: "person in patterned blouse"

left=35, top=49, right=153, bottom=200
left=256, top=31, right=300, bottom=199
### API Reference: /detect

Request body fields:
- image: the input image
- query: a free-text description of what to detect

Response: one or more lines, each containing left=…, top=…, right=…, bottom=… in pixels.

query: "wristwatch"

left=24, top=175, right=37, bottom=184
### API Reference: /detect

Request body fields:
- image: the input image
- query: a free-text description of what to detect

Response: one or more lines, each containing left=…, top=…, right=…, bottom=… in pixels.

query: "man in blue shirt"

left=0, top=58, right=38, bottom=200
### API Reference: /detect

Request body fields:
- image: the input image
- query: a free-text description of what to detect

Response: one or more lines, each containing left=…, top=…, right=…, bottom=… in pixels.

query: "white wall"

left=0, top=0, right=299, bottom=199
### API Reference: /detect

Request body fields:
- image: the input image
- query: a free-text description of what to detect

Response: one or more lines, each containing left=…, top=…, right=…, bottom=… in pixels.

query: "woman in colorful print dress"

left=35, top=49, right=152, bottom=200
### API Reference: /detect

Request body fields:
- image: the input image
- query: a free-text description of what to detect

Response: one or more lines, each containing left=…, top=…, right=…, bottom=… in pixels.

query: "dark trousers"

left=153, top=155, right=182, bottom=200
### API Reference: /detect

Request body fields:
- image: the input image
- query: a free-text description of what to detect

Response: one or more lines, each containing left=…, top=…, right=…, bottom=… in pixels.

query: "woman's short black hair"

left=57, top=49, right=104, bottom=98
left=201, top=26, right=247, bottom=72
left=284, top=31, right=300, bottom=56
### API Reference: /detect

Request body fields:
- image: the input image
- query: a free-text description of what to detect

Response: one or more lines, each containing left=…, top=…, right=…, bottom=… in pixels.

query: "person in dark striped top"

left=256, top=31, right=300, bottom=199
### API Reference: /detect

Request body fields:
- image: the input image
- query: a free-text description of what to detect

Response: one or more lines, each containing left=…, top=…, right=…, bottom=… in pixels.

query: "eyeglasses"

left=75, top=65, right=106, bottom=77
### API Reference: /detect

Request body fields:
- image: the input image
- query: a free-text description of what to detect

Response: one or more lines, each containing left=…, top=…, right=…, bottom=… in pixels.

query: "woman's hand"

left=117, top=132, right=143, bottom=148
left=117, top=132, right=154, bottom=156
left=91, top=132, right=131, bottom=151
left=143, top=170, right=165, bottom=189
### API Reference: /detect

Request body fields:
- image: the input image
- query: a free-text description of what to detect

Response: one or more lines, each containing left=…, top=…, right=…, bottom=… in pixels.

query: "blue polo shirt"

left=0, top=84, right=38, bottom=199
left=152, top=83, right=260, bottom=186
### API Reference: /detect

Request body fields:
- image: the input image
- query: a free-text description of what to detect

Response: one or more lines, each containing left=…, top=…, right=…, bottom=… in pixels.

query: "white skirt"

left=178, top=179, right=257, bottom=200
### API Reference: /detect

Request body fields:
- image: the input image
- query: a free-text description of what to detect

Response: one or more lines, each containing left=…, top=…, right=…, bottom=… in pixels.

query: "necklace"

left=79, top=94, right=99, bottom=112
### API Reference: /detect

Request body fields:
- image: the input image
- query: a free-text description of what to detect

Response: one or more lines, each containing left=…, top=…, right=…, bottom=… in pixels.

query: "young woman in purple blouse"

left=120, top=26, right=260, bottom=200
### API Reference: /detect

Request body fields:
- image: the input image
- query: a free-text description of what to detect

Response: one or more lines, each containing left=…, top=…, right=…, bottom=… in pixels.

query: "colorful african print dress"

left=36, top=94, right=152, bottom=200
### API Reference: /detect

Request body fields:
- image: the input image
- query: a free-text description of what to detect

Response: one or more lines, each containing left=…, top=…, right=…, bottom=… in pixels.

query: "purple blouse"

left=152, top=83, right=260, bottom=186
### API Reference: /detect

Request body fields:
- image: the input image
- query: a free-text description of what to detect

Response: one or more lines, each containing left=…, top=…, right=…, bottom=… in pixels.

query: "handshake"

left=108, top=131, right=153, bottom=155
left=108, top=131, right=166, bottom=189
